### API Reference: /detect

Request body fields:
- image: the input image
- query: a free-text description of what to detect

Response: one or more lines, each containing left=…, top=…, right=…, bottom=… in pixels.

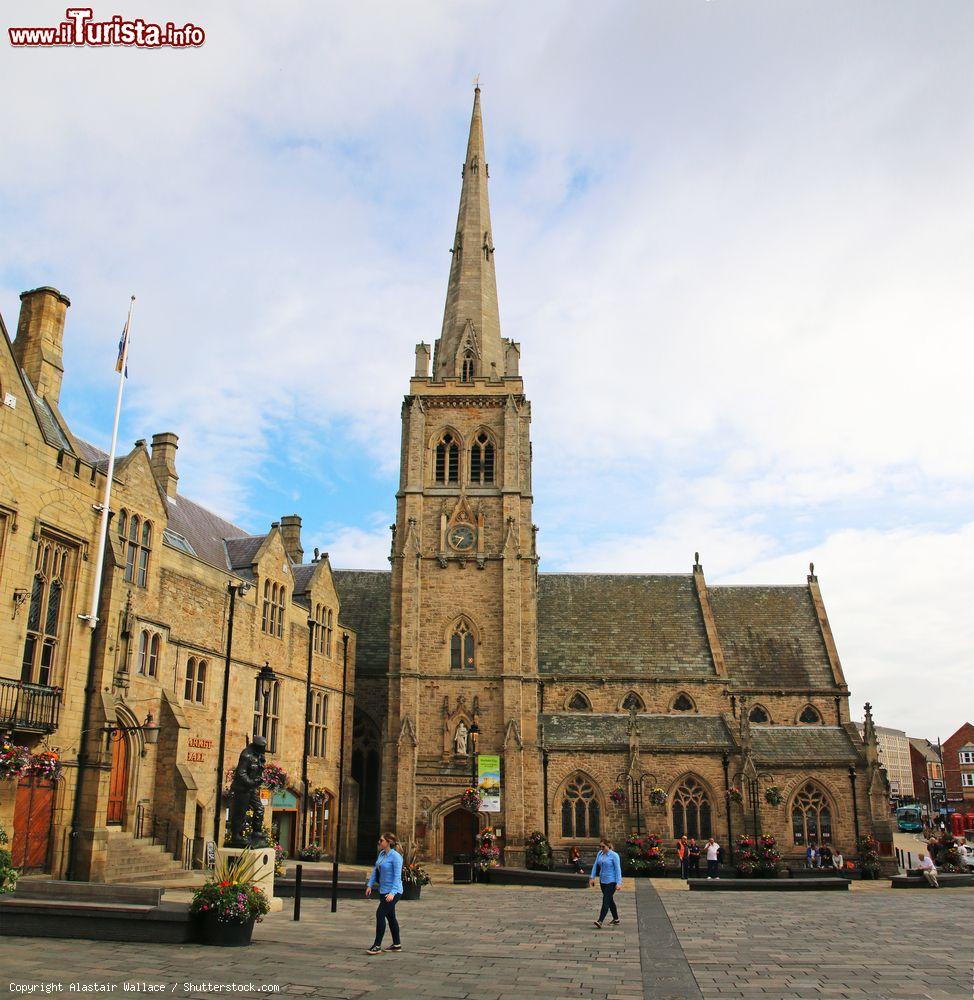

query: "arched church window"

left=622, top=692, right=645, bottom=712
left=461, top=352, right=475, bottom=383
left=435, top=432, right=460, bottom=485
left=791, top=782, right=832, bottom=844
left=799, top=705, right=822, bottom=724
left=749, top=705, right=770, bottom=724
left=469, top=431, right=495, bottom=485
left=560, top=774, right=601, bottom=839
left=672, top=693, right=695, bottom=712
left=449, top=619, right=475, bottom=670
left=671, top=777, right=712, bottom=840
left=567, top=692, right=591, bottom=712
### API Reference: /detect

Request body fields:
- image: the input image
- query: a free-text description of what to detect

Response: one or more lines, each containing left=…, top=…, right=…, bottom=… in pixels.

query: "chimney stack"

left=280, top=514, right=303, bottom=564
left=149, top=432, right=179, bottom=498
left=13, top=287, right=71, bottom=404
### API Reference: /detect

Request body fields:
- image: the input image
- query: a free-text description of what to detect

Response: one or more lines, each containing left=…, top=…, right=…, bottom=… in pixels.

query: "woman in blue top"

left=590, top=838, right=623, bottom=928
left=365, top=832, right=404, bottom=954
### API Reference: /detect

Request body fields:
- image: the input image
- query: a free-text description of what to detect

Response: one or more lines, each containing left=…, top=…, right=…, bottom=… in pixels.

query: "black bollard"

left=294, top=863, right=302, bottom=921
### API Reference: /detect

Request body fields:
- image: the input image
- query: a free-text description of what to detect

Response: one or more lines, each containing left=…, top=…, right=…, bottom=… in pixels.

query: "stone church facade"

left=336, top=89, right=894, bottom=867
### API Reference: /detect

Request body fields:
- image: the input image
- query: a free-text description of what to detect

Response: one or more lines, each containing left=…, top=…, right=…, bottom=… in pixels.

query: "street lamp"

left=256, top=661, right=278, bottom=742
left=848, top=766, right=861, bottom=847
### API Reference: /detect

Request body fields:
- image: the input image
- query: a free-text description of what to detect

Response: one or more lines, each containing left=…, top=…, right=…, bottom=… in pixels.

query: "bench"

left=0, top=880, right=197, bottom=943
left=689, top=877, right=849, bottom=891
left=483, top=867, right=589, bottom=889
left=890, top=870, right=974, bottom=889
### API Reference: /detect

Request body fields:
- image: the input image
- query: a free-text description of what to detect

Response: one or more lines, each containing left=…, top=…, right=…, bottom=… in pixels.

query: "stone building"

left=336, top=88, right=894, bottom=867
left=0, top=288, right=357, bottom=880
left=942, top=722, right=974, bottom=809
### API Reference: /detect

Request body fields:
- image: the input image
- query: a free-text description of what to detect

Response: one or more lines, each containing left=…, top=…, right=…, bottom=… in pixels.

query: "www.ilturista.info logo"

left=9, top=8, right=204, bottom=48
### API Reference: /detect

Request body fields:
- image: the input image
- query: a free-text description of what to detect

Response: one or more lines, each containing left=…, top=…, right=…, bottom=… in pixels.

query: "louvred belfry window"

left=470, top=431, right=495, bottom=485
left=435, top=433, right=460, bottom=485
left=21, top=537, right=73, bottom=686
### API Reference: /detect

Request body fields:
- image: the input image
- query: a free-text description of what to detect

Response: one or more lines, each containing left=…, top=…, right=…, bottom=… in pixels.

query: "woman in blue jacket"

left=589, top=838, right=623, bottom=928
left=365, top=832, right=404, bottom=954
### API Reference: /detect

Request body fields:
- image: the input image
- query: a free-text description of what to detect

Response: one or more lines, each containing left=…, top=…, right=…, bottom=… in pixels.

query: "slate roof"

left=23, top=374, right=71, bottom=450
left=537, top=574, right=715, bottom=677
left=75, top=437, right=109, bottom=469
left=164, top=494, right=247, bottom=571
left=707, top=586, right=835, bottom=688
left=541, top=713, right=733, bottom=750
left=333, top=571, right=391, bottom=676
left=225, top=535, right=267, bottom=571
left=750, top=726, right=858, bottom=764
left=292, top=564, right=317, bottom=594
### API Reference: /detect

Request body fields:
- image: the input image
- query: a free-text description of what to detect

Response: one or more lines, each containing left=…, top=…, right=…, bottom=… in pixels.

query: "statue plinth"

left=217, top=845, right=282, bottom=913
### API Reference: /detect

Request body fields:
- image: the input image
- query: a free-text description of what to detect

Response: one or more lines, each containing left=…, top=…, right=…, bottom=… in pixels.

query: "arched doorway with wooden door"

left=107, top=729, right=129, bottom=826
left=442, top=806, right=478, bottom=863
left=12, top=772, right=57, bottom=872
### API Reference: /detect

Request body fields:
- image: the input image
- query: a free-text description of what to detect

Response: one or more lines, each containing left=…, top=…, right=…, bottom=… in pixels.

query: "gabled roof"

left=164, top=494, right=247, bottom=571
left=225, top=534, right=268, bottom=571
left=292, top=563, right=317, bottom=594
left=75, top=437, right=109, bottom=469
left=22, top=372, right=72, bottom=450
left=541, top=713, right=733, bottom=750
left=537, top=574, right=715, bottom=677
left=707, top=585, right=835, bottom=688
left=333, top=570, right=391, bottom=677
left=750, top=725, right=858, bottom=764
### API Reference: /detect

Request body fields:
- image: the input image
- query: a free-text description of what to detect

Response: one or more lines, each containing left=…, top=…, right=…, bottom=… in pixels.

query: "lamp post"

left=214, top=580, right=249, bottom=847
left=848, top=766, right=861, bottom=847
left=722, top=753, right=734, bottom=864
left=330, top=632, right=350, bottom=914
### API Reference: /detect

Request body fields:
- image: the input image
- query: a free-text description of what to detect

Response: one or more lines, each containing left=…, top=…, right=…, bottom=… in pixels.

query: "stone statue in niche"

left=454, top=720, right=469, bottom=756
left=227, top=736, right=270, bottom=847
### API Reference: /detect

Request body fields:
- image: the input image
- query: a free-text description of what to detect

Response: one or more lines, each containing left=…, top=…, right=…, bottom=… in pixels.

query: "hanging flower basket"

left=609, top=786, right=628, bottom=806
left=726, top=786, right=743, bottom=804
left=460, top=787, right=482, bottom=812
left=310, top=787, right=328, bottom=805
left=261, top=764, right=289, bottom=791
left=646, top=787, right=667, bottom=808
left=0, top=740, right=31, bottom=782
left=28, top=751, right=61, bottom=781
left=764, top=785, right=783, bottom=807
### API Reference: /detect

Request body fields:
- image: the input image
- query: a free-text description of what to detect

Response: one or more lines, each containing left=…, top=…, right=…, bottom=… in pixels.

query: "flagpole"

left=81, top=295, right=135, bottom=628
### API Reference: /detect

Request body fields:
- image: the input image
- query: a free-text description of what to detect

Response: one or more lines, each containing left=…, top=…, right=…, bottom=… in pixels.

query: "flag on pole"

left=115, top=322, right=129, bottom=377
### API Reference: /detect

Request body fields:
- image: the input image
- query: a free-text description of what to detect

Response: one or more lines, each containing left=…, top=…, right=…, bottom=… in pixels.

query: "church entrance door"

left=442, top=807, right=477, bottom=863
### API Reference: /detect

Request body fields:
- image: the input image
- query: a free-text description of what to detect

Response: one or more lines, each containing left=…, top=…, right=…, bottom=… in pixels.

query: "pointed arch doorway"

left=443, top=807, right=477, bottom=863
left=107, top=729, right=129, bottom=825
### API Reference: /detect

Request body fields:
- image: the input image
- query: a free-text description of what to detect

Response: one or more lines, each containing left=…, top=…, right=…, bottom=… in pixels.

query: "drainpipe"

left=214, top=581, right=246, bottom=847
left=302, top=616, right=315, bottom=850
left=849, top=766, right=861, bottom=848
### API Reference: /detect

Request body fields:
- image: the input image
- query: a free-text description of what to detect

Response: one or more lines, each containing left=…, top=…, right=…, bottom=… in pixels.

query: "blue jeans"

left=373, top=893, right=402, bottom=947
left=597, top=883, right=619, bottom=923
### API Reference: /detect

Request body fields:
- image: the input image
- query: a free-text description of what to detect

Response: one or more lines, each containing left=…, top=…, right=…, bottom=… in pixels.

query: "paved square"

left=1, top=882, right=971, bottom=1000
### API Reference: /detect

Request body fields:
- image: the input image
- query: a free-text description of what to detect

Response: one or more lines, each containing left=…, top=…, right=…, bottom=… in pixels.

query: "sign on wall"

left=477, top=754, right=501, bottom=813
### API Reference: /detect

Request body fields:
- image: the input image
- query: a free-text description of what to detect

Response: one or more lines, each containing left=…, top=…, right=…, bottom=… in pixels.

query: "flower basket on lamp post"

left=460, top=787, right=482, bottom=813
left=726, top=786, right=743, bottom=805
left=646, top=787, right=667, bottom=808
left=609, top=786, right=628, bottom=807
left=764, top=786, right=783, bottom=807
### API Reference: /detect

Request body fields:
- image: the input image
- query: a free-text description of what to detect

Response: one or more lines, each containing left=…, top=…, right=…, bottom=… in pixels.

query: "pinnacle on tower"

left=432, top=86, right=505, bottom=382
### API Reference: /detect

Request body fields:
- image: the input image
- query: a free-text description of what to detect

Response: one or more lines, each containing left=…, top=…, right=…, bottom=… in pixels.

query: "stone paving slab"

left=660, top=888, right=974, bottom=999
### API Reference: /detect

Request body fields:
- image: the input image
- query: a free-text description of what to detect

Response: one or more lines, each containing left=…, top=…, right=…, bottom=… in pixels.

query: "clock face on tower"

left=448, top=523, right=475, bottom=551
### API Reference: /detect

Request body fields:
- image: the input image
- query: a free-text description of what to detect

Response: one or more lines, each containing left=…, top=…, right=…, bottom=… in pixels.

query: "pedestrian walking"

left=677, top=836, right=689, bottom=879
left=705, top=837, right=721, bottom=879
left=365, top=832, right=404, bottom=954
left=589, top=838, right=623, bottom=928
left=917, top=852, right=939, bottom=888
left=687, top=838, right=701, bottom=876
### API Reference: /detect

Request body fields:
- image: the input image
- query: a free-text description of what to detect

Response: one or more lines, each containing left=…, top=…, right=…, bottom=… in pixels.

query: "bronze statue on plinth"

left=227, top=735, right=270, bottom=848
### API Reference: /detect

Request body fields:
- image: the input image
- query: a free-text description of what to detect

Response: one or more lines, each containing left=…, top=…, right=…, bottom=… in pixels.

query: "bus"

left=896, top=805, right=924, bottom=832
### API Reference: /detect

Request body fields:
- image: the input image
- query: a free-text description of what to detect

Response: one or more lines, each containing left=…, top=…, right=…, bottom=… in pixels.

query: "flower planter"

left=401, top=884, right=423, bottom=901
left=198, top=913, right=256, bottom=947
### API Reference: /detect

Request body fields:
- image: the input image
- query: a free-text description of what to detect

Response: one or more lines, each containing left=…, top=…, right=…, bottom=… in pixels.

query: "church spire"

left=433, top=86, right=504, bottom=382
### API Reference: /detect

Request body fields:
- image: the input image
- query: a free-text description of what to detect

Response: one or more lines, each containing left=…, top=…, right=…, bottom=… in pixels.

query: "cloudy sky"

left=2, top=1, right=971, bottom=741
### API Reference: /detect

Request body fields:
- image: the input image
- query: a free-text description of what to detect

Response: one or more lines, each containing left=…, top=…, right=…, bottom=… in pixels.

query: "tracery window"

left=21, top=536, right=74, bottom=686
left=791, top=783, right=832, bottom=844
left=461, top=351, right=475, bottom=383
left=560, top=774, right=601, bottom=839
left=799, top=705, right=822, bottom=724
left=568, top=692, right=591, bottom=712
left=672, top=693, right=695, bottom=712
left=622, top=692, right=645, bottom=712
left=671, top=777, right=713, bottom=840
left=749, top=705, right=770, bottom=724
left=434, top=432, right=460, bottom=485
left=450, top=619, right=475, bottom=670
left=469, top=431, right=495, bottom=485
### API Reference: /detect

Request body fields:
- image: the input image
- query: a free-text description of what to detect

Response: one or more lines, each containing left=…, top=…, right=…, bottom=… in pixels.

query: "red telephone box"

left=949, top=812, right=965, bottom=836
left=964, top=812, right=974, bottom=832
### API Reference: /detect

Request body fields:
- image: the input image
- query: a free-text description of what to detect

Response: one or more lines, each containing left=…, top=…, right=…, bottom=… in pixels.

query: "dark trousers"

left=597, top=883, right=619, bottom=923
left=689, top=857, right=700, bottom=875
left=680, top=856, right=688, bottom=879
left=373, top=893, right=402, bottom=947
left=707, top=859, right=718, bottom=877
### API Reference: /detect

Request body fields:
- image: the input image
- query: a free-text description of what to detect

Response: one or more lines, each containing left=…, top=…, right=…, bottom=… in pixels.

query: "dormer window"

left=435, top=432, right=460, bottom=485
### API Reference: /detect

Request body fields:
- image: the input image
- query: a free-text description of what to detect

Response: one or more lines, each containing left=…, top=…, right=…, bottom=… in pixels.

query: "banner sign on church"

left=477, top=754, right=501, bottom=813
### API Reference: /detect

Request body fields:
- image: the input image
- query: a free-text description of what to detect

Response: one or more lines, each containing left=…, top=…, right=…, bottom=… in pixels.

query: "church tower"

left=384, top=87, right=540, bottom=864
